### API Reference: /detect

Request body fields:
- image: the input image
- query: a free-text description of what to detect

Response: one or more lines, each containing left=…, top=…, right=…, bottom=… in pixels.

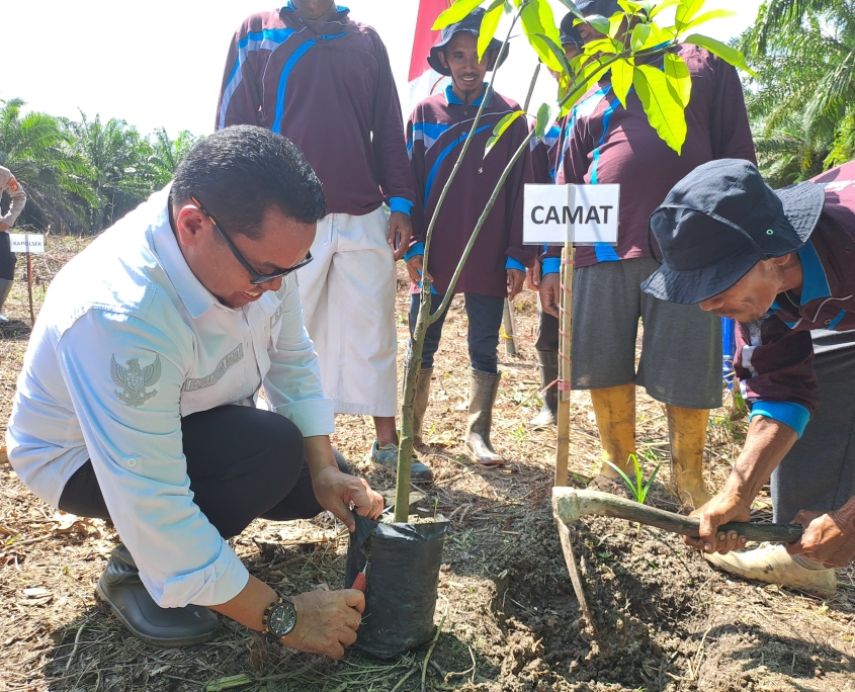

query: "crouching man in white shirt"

left=5, top=125, right=383, bottom=658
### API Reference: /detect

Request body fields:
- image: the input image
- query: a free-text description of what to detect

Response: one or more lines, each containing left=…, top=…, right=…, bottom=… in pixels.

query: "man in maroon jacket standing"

left=216, top=0, right=432, bottom=482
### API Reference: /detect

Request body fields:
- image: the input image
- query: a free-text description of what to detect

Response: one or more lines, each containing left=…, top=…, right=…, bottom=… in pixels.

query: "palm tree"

left=741, top=1, right=855, bottom=183
left=67, top=113, right=156, bottom=229
left=147, top=128, right=199, bottom=189
left=0, top=99, right=93, bottom=232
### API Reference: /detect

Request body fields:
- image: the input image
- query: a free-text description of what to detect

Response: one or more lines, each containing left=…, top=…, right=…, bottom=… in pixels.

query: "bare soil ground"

left=1, top=237, right=853, bottom=691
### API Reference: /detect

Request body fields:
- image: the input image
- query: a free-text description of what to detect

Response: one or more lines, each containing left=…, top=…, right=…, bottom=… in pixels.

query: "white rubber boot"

left=704, top=543, right=836, bottom=597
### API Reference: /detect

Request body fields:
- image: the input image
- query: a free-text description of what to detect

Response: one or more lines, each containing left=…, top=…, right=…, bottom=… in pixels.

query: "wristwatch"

left=261, top=596, right=298, bottom=639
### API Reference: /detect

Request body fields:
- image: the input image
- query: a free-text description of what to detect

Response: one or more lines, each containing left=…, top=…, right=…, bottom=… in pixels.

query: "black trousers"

left=58, top=405, right=346, bottom=538
left=0, top=232, right=16, bottom=280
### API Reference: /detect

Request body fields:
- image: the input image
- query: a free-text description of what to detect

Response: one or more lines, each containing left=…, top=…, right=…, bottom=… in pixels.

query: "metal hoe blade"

left=556, top=516, right=599, bottom=641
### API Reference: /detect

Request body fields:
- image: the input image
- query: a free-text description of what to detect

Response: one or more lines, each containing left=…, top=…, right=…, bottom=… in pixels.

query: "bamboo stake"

left=554, top=241, right=574, bottom=486
left=501, top=299, right=517, bottom=356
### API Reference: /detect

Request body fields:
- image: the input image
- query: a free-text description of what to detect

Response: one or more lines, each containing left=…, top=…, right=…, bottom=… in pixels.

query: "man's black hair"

left=171, top=125, right=326, bottom=238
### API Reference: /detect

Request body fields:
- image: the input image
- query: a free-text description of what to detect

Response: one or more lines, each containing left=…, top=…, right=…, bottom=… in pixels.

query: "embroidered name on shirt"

left=183, top=344, right=245, bottom=392
left=111, top=355, right=162, bottom=406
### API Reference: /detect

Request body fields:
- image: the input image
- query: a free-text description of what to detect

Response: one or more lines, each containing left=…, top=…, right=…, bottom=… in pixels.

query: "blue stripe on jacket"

left=590, top=87, right=620, bottom=263
left=218, top=28, right=296, bottom=129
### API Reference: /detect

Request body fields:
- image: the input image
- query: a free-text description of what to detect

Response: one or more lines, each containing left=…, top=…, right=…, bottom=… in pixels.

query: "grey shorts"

left=570, top=258, right=722, bottom=408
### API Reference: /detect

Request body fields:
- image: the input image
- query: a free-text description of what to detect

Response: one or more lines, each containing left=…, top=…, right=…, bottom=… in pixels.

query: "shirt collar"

left=152, top=188, right=220, bottom=320
left=445, top=83, right=490, bottom=107
left=794, top=239, right=831, bottom=305
left=282, top=3, right=350, bottom=27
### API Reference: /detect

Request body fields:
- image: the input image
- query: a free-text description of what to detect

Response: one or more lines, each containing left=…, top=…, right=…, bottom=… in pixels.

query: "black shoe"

left=96, top=545, right=219, bottom=647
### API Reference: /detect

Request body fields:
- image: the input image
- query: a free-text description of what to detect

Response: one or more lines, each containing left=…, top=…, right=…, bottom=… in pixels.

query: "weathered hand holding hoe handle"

left=553, top=488, right=804, bottom=542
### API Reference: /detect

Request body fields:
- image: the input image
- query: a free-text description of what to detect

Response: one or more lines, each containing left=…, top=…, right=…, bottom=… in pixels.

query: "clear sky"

left=3, top=0, right=763, bottom=138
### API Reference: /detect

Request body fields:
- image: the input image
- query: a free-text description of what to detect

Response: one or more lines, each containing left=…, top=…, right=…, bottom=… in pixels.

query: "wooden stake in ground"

left=501, top=298, right=517, bottom=357
left=26, top=248, right=35, bottom=325
left=554, top=243, right=575, bottom=486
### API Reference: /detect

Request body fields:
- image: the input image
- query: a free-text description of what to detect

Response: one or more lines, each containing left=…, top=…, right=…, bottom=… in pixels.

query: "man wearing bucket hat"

left=216, top=0, right=433, bottom=483
left=538, top=0, right=756, bottom=507
left=527, top=14, right=583, bottom=428
left=644, top=157, right=855, bottom=593
left=404, top=8, right=534, bottom=466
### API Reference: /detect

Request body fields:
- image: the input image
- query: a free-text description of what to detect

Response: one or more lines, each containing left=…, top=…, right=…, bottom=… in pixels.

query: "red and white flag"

left=407, top=0, right=451, bottom=112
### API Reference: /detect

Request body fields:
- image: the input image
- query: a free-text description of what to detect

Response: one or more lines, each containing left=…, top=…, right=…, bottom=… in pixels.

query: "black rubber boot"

left=530, top=351, right=558, bottom=428
left=466, top=369, right=503, bottom=466
left=96, top=545, right=220, bottom=647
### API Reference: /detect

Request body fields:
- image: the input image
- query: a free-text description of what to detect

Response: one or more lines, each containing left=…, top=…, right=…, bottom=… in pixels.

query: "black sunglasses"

left=191, top=196, right=313, bottom=285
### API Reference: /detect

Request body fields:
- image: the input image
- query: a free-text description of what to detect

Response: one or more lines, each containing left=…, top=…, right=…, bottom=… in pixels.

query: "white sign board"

left=523, top=184, right=619, bottom=245
left=9, top=233, right=45, bottom=254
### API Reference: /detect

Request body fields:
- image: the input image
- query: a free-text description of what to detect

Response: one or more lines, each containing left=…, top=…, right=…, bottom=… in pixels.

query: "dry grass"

left=0, top=237, right=853, bottom=691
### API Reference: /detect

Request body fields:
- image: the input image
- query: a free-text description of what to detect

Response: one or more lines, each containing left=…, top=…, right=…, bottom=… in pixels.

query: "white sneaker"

left=704, top=543, right=836, bottom=597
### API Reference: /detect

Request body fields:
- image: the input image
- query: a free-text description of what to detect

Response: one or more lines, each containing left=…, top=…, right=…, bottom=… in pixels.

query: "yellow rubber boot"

left=589, top=384, right=636, bottom=489
left=666, top=404, right=712, bottom=509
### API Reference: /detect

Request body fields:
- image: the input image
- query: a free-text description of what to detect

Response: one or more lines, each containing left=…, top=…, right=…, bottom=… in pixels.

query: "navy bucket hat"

left=559, top=12, right=583, bottom=48
left=427, top=8, right=509, bottom=76
left=641, top=159, right=826, bottom=305
left=574, top=0, right=621, bottom=16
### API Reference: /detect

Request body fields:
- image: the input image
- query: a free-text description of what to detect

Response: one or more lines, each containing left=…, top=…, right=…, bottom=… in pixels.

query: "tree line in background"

left=0, top=97, right=198, bottom=235
left=740, top=0, right=855, bottom=186
left=2, top=0, right=853, bottom=236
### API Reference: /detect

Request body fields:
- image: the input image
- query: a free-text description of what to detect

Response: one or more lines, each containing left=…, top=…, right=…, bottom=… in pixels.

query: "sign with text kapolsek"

left=9, top=233, right=45, bottom=254
left=523, top=184, right=619, bottom=245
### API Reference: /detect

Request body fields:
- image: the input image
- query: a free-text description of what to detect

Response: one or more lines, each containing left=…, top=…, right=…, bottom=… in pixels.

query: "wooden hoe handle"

left=552, top=488, right=803, bottom=543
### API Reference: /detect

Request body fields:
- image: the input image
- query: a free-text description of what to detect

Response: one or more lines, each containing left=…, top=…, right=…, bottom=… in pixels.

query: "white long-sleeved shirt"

left=6, top=188, right=334, bottom=608
left=0, top=165, right=27, bottom=227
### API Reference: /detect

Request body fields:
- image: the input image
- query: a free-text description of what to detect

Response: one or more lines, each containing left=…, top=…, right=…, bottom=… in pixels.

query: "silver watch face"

left=267, top=600, right=297, bottom=637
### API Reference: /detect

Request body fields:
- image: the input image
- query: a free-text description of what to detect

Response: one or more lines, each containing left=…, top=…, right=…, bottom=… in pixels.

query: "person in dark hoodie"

left=216, top=0, right=432, bottom=483
left=404, top=9, right=534, bottom=467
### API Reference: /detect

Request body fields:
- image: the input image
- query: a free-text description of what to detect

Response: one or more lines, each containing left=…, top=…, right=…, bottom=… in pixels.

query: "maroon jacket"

left=735, top=160, right=855, bottom=434
left=553, top=44, right=756, bottom=266
left=406, top=86, right=535, bottom=297
left=216, top=5, right=414, bottom=215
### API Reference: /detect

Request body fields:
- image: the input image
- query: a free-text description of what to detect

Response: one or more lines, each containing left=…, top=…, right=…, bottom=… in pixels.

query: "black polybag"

left=346, top=512, right=450, bottom=658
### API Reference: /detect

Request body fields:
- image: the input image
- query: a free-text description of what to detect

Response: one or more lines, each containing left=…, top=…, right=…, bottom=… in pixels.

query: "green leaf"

left=604, top=460, right=638, bottom=500
left=633, top=63, right=687, bottom=154
left=648, top=0, right=679, bottom=19
left=630, top=23, right=651, bottom=52
left=630, top=22, right=673, bottom=52
left=587, top=15, right=611, bottom=36
left=682, top=33, right=755, bottom=75
left=534, top=102, right=557, bottom=140
left=680, top=8, right=734, bottom=31
left=484, top=110, right=524, bottom=158
left=535, top=32, right=573, bottom=81
left=584, top=37, right=620, bottom=55
left=675, top=0, right=704, bottom=31
left=610, top=58, right=634, bottom=107
left=433, top=0, right=484, bottom=30
left=553, top=0, right=585, bottom=22
left=520, top=2, right=563, bottom=73
left=478, top=3, right=504, bottom=61
left=663, top=52, right=691, bottom=107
